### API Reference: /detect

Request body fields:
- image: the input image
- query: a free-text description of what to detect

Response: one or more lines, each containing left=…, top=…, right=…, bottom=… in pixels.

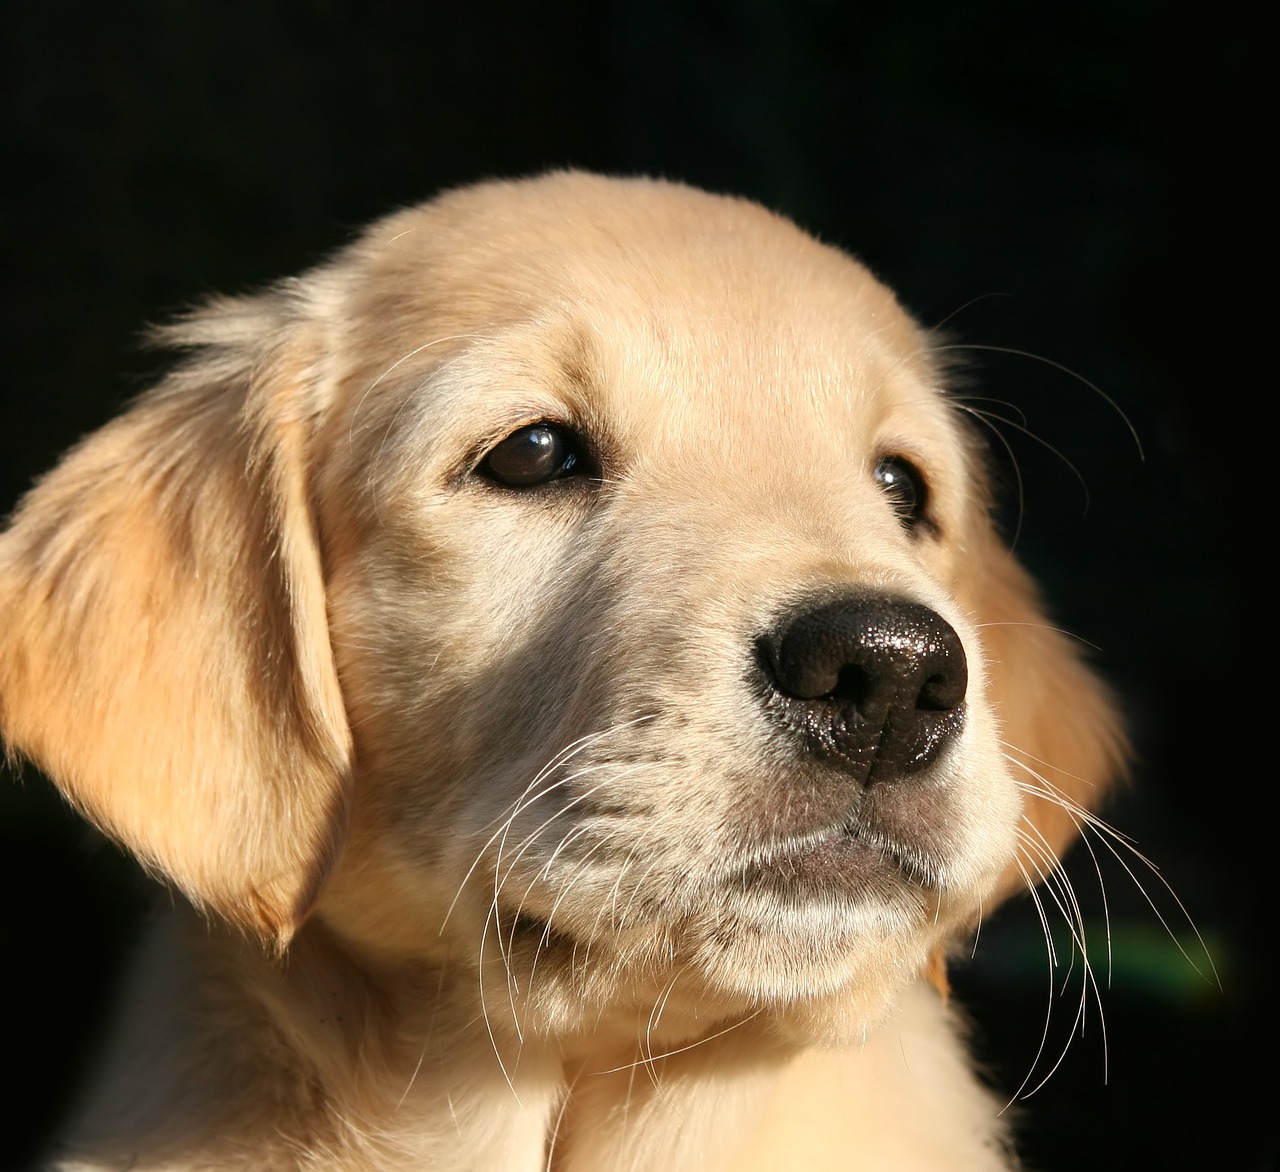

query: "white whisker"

left=595, top=1005, right=766, bottom=1077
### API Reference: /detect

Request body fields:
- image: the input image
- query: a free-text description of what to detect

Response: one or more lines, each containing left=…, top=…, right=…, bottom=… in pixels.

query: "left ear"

left=957, top=508, right=1129, bottom=905
left=0, top=293, right=353, bottom=945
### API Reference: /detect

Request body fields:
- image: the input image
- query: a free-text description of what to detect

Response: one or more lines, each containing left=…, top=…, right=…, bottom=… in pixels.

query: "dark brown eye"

left=479, top=423, right=584, bottom=488
left=873, top=455, right=928, bottom=528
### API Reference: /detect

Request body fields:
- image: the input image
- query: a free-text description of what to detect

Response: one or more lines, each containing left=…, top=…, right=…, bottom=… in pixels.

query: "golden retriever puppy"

left=0, top=171, right=1124, bottom=1171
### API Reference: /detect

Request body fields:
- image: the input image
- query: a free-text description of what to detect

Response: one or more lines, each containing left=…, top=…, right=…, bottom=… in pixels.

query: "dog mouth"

left=733, top=820, right=943, bottom=899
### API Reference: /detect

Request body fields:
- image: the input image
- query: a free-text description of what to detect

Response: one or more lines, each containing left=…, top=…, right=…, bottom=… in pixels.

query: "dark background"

left=1, top=3, right=1267, bottom=1169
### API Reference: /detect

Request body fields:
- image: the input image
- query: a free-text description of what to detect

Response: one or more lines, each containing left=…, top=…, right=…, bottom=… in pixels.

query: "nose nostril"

left=918, top=669, right=965, bottom=712
left=832, top=664, right=873, bottom=706
left=776, top=659, right=876, bottom=704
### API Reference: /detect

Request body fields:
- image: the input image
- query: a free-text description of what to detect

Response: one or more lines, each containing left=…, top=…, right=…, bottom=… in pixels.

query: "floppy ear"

left=0, top=292, right=352, bottom=944
left=959, top=515, right=1129, bottom=905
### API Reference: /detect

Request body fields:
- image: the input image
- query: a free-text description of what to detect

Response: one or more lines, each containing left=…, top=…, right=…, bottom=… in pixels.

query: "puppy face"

left=0, top=172, right=1123, bottom=1051
left=304, top=176, right=1111, bottom=1042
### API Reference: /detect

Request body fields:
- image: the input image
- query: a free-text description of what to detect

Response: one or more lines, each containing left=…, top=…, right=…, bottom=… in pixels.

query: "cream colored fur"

left=0, top=172, right=1125, bottom=1170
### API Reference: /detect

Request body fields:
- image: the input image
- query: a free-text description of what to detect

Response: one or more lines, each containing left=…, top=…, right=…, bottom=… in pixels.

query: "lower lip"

left=737, top=829, right=909, bottom=895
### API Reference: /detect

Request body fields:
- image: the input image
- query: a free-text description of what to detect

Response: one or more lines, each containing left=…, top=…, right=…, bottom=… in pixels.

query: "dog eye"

left=873, top=455, right=928, bottom=527
left=479, top=423, right=585, bottom=488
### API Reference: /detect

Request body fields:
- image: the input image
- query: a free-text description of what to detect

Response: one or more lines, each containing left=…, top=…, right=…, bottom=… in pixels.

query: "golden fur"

left=0, top=172, right=1124, bottom=1170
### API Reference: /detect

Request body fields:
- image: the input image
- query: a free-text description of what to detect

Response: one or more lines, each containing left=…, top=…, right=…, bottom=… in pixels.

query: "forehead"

left=335, top=175, right=955, bottom=463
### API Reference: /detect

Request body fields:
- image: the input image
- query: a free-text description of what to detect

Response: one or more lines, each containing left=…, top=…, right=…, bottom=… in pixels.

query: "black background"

left=1, top=3, right=1267, bottom=1169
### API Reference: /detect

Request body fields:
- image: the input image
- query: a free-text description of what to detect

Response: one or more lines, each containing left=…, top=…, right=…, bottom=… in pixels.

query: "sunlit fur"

left=0, top=172, right=1127, bottom=1171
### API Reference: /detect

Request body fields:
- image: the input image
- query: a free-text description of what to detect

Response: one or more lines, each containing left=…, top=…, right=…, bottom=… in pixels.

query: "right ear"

left=0, top=292, right=352, bottom=944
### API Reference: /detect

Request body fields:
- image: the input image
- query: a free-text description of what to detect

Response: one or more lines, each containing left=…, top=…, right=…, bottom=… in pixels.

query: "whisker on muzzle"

left=995, top=747, right=1217, bottom=1104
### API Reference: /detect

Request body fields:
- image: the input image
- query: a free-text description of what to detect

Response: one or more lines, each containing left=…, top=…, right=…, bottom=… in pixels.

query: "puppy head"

left=0, top=172, right=1124, bottom=1040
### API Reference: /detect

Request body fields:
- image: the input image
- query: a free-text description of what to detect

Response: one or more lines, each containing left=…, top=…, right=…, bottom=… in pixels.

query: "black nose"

left=757, top=596, right=968, bottom=783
